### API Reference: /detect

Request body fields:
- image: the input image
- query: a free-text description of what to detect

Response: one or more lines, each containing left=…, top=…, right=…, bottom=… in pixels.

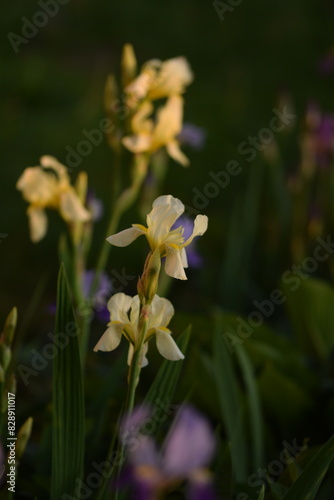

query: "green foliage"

left=51, top=265, right=85, bottom=500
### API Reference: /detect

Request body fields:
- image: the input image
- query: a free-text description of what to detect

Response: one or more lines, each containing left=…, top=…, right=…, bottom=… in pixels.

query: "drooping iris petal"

left=27, top=206, right=48, bottom=243
left=59, top=189, right=91, bottom=222
left=166, top=140, right=189, bottom=167
left=155, top=328, right=184, bottom=361
left=165, top=246, right=187, bottom=280
left=162, top=405, right=215, bottom=477
left=93, top=323, right=123, bottom=352
left=149, top=296, right=174, bottom=329
left=107, top=226, right=145, bottom=247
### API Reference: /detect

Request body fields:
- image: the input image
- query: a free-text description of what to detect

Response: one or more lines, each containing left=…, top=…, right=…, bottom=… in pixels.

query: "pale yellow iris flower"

left=93, top=292, right=184, bottom=366
left=122, top=95, right=189, bottom=166
left=16, top=156, right=91, bottom=242
left=107, top=195, right=208, bottom=280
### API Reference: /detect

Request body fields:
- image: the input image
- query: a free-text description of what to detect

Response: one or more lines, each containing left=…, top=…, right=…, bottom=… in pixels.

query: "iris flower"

left=107, top=195, right=208, bottom=280
left=120, top=404, right=216, bottom=500
left=122, top=95, right=190, bottom=166
left=93, top=292, right=184, bottom=366
left=125, top=55, right=193, bottom=103
left=16, top=156, right=91, bottom=242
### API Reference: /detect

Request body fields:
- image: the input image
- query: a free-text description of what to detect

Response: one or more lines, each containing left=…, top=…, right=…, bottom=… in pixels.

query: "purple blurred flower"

left=171, top=215, right=204, bottom=268
left=120, top=404, right=216, bottom=499
left=86, top=190, right=104, bottom=221
left=48, top=270, right=111, bottom=323
left=304, top=103, right=334, bottom=168
left=178, top=123, right=207, bottom=151
left=318, top=49, right=334, bottom=76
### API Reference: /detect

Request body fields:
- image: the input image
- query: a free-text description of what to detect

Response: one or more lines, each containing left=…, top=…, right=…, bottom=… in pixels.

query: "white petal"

left=127, top=343, right=149, bottom=367
left=152, top=96, right=184, bottom=147
left=165, top=246, right=187, bottom=280
left=147, top=57, right=193, bottom=100
left=149, top=295, right=174, bottom=328
left=17, top=167, right=58, bottom=205
left=155, top=329, right=184, bottom=361
left=27, top=206, right=48, bottom=242
left=181, top=247, right=188, bottom=268
left=184, top=215, right=208, bottom=247
left=166, top=140, right=189, bottom=167
left=129, top=295, right=141, bottom=331
left=40, top=155, right=69, bottom=182
left=107, top=293, right=132, bottom=322
left=107, top=226, right=144, bottom=247
left=122, top=134, right=152, bottom=153
left=59, top=189, right=91, bottom=222
left=93, top=323, right=123, bottom=352
left=147, top=195, right=184, bottom=236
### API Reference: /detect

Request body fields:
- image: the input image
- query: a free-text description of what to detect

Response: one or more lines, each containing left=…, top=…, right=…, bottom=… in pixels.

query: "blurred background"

left=2, top=0, right=334, bottom=497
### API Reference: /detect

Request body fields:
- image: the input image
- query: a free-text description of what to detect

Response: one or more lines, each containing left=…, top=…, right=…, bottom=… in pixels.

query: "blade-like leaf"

left=235, top=344, right=265, bottom=469
left=51, top=265, right=85, bottom=499
left=283, top=434, right=334, bottom=500
left=144, top=325, right=191, bottom=410
left=213, top=327, right=248, bottom=481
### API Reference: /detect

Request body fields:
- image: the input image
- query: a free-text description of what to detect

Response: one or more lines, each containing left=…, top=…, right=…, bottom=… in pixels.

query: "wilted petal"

left=162, top=406, right=215, bottom=477
left=107, top=293, right=133, bottom=322
left=166, top=140, right=189, bottom=167
left=93, top=323, right=123, bottom=352
left=165, top=246, right=187, bottom=280
left=27, top=206, right=48, bottom=242
left=107, top=226, right=145, bottom=247
left=155, top=329, right=184, bottom=361
left=60, top=189, right=91, bottom=222
left=149, top=296, right=174, bottom=328
left=184, top=215, right=208, bottom=247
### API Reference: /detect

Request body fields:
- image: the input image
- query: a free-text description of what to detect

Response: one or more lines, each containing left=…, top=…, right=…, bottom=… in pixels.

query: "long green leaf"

left=144, top=325, right=191, bottom=409
left=235, top=344, right=265, bottom=469
left=213, top=327, right=248, bottom=481
left=51, top=265, right=85, bottom=499
left=283, top=434, right=334, bottom=500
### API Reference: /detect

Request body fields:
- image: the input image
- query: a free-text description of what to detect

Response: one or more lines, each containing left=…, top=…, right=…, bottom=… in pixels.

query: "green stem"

left=89, top=154, right=148, bottom=300
left=114, top=312, right=149, bottom=500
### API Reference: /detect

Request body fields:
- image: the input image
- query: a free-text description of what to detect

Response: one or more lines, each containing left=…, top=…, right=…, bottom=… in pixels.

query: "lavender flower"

left=304, top=103, right=334, bottom=169
left=86, top=190, right=104, bottom=221
left=120, top=404, right=216, bottom=499
left=178, top=123, right=207, bottom=151
left=171, top=215, right=204, bottom=268
left=48, top=270, right=111, bottom=323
